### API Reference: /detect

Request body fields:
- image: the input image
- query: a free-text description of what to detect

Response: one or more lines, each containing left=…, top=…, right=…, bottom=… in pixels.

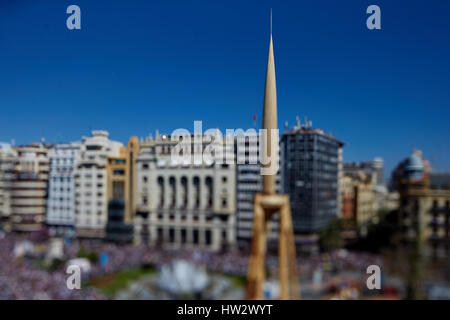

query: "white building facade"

left=135, top=133, right=236, bottom=251
left=74, top=131, right=122, bottom=238
left=235, top=133, right=281, bottom=247
left=47, top=142, right=81, bottom=237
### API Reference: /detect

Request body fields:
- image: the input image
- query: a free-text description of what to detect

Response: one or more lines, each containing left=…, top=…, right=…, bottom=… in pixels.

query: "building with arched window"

left=135, top=133, right=236, bottom=251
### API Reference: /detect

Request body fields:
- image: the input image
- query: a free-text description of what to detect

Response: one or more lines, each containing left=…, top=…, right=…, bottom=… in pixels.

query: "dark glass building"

left=281, top=119, right=344, bottom=234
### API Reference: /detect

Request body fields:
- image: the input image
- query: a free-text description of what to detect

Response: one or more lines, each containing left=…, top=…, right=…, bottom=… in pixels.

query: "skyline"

left=1, top=0, right=450, bottom=176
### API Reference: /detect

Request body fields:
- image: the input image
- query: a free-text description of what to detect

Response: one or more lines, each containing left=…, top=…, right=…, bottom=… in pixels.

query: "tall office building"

left=281, top=118, right=344, bottom=234
left=11, top=143, right=49, bottom=232
left=235, top=132, right=281, bottom=247
left=74, top=131, right=122, bottom=238
left=46, top=142, right=81, bottom=237
left=0, top=143, right=17, bottom=232
left=135, top=132, right=236, bottom=251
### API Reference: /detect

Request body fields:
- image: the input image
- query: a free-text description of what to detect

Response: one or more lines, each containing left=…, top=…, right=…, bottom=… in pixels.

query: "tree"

left=319, top=218, right=344, bottom=252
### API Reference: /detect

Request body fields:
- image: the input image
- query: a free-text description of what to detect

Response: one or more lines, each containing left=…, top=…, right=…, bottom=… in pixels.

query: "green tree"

left=319, top=218, right=344, bottom=252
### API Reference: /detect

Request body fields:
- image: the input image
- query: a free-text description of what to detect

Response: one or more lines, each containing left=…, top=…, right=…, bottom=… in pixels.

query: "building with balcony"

left=46, top=142, right=81, bottom=237
left=135, top=132, right=236, bottom=251
left=340, top=170, right=377, bottom=237
left=74, top=131, right=122, bottom=238
left=10, top=143, right=49, bottom=232
left=395, top=150, right=450, bottom=259
left=0, top=143, right=17, bottom=232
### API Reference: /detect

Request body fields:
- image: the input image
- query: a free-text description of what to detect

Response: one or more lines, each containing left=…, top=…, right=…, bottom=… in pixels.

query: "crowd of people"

left=0, top=234, right=105, bottom=299
left=0, top=233, right=384, bottom=299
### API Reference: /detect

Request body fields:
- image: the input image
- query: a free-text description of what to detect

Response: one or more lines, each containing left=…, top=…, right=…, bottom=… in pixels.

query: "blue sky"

left=0, top=0, right=449, bottom=176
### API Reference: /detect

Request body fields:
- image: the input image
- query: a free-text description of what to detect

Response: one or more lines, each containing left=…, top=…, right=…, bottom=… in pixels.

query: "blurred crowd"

left=0, top=233, right=383, bottom=299
left=0, top=234, right=104, bottom=299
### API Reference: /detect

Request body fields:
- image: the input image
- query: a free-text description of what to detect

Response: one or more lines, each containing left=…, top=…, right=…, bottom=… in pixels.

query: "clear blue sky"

left=1, top=0, right=449, bottom=176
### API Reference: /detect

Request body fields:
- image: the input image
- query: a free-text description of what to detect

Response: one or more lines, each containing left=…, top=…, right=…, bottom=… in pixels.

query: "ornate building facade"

left=135, top=133, right=236, bottom=251
left=396, top=150, right=450, bottom=258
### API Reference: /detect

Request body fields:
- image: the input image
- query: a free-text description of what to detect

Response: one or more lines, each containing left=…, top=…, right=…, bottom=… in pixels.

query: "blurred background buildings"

left=1, top=126, right=449, bottom=257
left=1, top=125, right=449, bottom=300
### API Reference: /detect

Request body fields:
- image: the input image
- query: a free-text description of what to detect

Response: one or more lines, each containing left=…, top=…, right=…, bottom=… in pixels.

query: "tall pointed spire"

left=262, top=10, right=278, bottom=194
left=270, top=8, right=272, bottom=35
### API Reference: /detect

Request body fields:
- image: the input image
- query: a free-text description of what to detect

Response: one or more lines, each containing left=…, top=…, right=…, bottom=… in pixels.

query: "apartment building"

left=47, top=142, right=81, bottom=237
left=395, top=150, right=450, bottom=259
left=0, top=143, right=17, bottom=232
left=340, top=171, right=377, bottom=236
left=74, top=131, right=122, bottom=238
left=10, top=143, right=49, bottom=232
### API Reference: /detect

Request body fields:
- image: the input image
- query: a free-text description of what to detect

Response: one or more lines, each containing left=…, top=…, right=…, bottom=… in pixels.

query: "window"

left=112, top=181, right=125, bottom=200
left=86, top=146, right=101, bottom=151
left=113, top=169, right=125, bottom=176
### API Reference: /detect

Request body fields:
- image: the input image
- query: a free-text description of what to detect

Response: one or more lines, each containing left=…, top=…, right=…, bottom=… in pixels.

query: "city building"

left=74, top=130, right=123, bottom=238
left=0, top=143, right=17, bottom=232
left=10, top=143, right=49, bottom=232
left=106, top=136, right=139, bottom=224
left=281, top=118, right=344, bottom=235
left=343, top=157, right=385, bottom=189
left=235, top=132, right=281, bottom=248
left=105, top=199, right=134, bottom=243
left=395, top=150, right=450, bottom=258
left=104, top=137, right=139, bottom=242
left=135, top=132, right=236, bottom=251
left=46, top=142, right=81, bottom=237
left=343, top=159, right=398, bottom=217
left=340, top=170, right=377, bottom=236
